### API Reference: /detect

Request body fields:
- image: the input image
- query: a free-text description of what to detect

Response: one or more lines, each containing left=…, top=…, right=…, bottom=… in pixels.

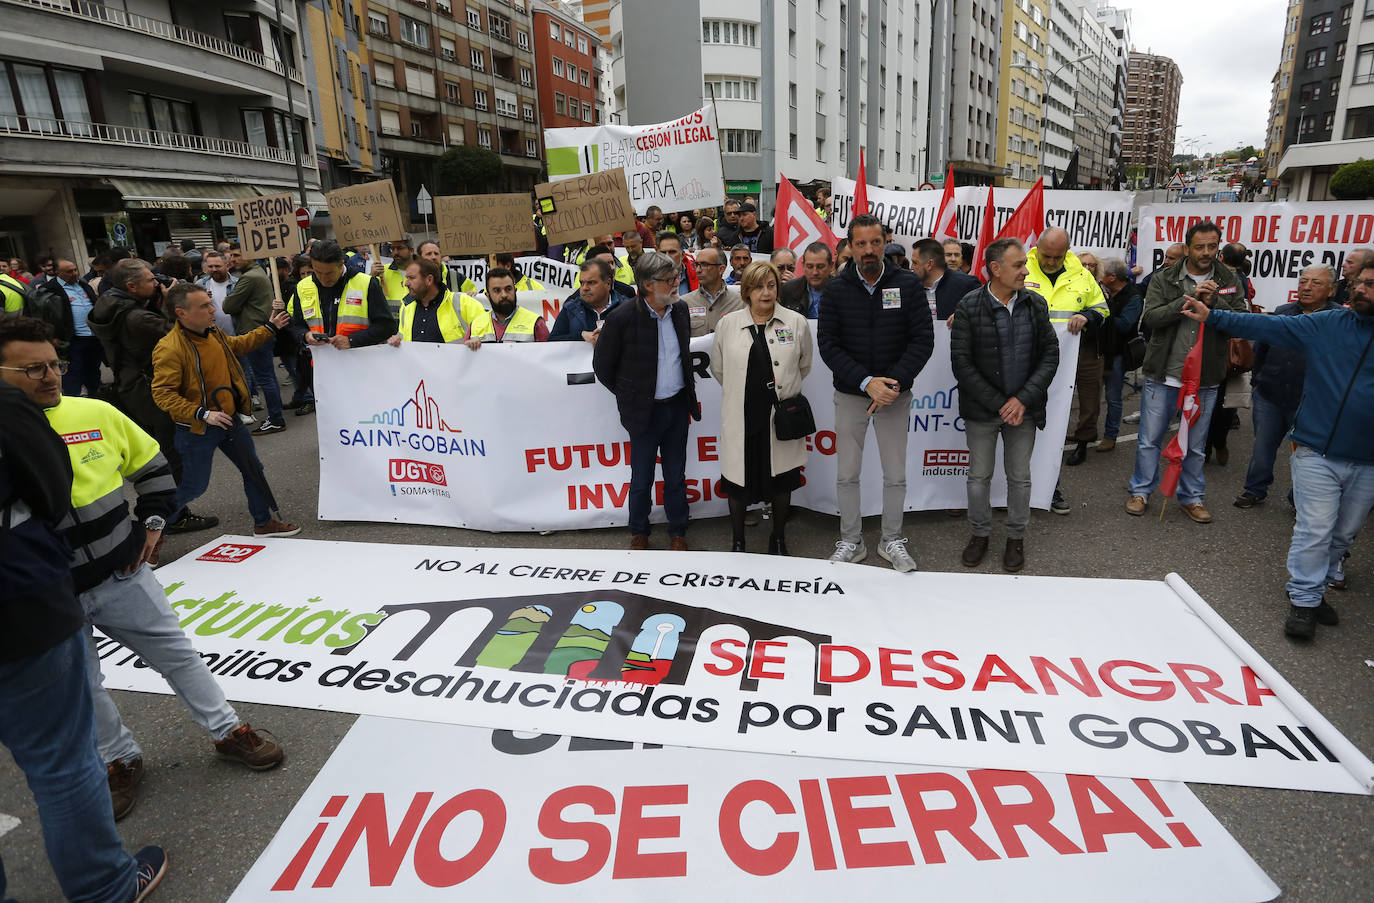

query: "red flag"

left=970, top=188, right=997, bottom=283
left=854, top=149, right=870, bottom=217
left=932, top=164, right=958, bottom=240
left=776, top=174, right=838, bottom=253
left=1159, top=323, right=1207, bottom=498
left=993, top=177, right=1046, bottom=247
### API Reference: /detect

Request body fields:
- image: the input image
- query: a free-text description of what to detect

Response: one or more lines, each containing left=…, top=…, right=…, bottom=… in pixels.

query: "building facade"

left=1263, top=0, right=1303, bottom=183
left=1094, top=3, right=1131, bottom=188
left=1122, top=50, right=1181, bottom=187
left=995, top=0, right=1049, bottom=187
left=1072, top=7, right=1116, bottom=187
left=944, top=0, right=1003, bottom=184
left=532, top=0, right=602, bottom=141
left=303, top=0, right=378, bottom=197
left=1286, top=0, right=1352, bottom=148
left=0, top=0, right=317, bottom=265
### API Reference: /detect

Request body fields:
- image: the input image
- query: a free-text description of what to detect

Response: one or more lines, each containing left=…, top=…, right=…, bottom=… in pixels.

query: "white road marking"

left=0, top=813, right=20, bottom=839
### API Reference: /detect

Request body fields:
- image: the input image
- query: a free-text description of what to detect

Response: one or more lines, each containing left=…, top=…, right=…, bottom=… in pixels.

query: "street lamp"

left=1011, top=52, right=1093, bottom=184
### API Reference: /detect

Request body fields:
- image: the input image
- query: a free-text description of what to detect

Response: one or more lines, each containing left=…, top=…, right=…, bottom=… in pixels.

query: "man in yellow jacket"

left=1025, top=227, right=1110, bottom=513
left=464, top=267, right=548, bottom=347
left=387, top=259, right=486, bottom=345
left=151, top=282, right=299, bottom=537
left=371, top=236, right=414, bottom=317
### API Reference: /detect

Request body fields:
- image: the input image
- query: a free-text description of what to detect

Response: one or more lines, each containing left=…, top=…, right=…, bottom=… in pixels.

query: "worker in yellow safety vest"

left=1, top=271, right=27, bottom=312
left=464, top=267, right=548, bottom=347
left=387, top=259, right=486, bottom=345
left=372, top=236, right=414, bottom=317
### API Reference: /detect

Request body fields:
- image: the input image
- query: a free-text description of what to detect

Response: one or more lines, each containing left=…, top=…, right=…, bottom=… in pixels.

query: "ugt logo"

left=388, top=458, right=447, bottom=485
left=333, top=588, right=833, bottom=695
left=196, top=543, right=265, bottom=563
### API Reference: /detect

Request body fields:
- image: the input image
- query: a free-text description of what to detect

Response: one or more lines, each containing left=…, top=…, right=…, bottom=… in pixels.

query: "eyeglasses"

left=1, top=361, right=68, bottom=380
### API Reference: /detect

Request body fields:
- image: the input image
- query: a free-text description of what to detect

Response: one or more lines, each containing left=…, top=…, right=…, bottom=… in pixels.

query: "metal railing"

left=0, top=116, right=296, bottom=164
left=6, top=0, right=302, bottom=82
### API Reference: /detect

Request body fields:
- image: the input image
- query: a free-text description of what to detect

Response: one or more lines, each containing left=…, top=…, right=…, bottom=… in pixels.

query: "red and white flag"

left=994, top=177, right=1046, bottom=247
left=970, top=188, right=997, bottom=283
left=775, top=174, right=837, bottom=253
left=932, top=164, right=958, bottom=240
left=853, top=149, right=870, bottom=217
left=1159, top=323, right=1207, bottom=499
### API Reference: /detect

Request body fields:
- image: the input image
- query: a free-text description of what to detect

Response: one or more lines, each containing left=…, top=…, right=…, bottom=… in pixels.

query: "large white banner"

left=230, top=718, right=1279, bottom=901
left=112, top=536, right=1374, bottom=793
left=313, top=329, right=1077, bottom=532
left=545, top=105, right=725, bottom=213
left=445, top=255, right=582, bottom=294
left=1138, top=201, right=1374, bottom=311
left=828, top=179, right=1134, bottom=261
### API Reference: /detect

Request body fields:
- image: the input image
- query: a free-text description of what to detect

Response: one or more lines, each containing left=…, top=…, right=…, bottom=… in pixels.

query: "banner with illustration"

left=1137, top=201, right=1374, bottom=311
left=108, top=537, right=1373, bottom=793
left=544, top=105, right=725, bottom=213
left=229, top=718, right=1280, bottom=901
left=311, top=329, right=1077, bottom=532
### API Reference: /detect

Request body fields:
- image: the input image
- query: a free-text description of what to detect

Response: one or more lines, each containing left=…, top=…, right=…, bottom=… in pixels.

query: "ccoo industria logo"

left=338, top=379, right=486, bottom=458
left=332, top=586, right=836, bottom=696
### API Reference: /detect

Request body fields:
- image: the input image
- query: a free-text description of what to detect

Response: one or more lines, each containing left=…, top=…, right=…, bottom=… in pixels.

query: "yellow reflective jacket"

left=1024, top=248, right=1109, bottom=324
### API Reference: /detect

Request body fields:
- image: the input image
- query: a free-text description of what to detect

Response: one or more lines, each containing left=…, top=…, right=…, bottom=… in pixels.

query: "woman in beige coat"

left=710, top=261, right=814, bottom=554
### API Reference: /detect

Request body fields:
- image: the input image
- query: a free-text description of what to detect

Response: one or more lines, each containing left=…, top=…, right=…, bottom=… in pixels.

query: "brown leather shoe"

left=961, top=535, right=989, bottom=567
left=1003, top=538, right=1025, bottom=572
left=669, top=536, right=689, bottom=551
left=629, top=534, right=648, bottom=550
left=1182, top=502, right=1213, bottom=524
left=214, top=723, right=284, bottom=770
left=1125, top=495, right=1147, bottom=516
left=1096, top=438, right=1116, bottom=452
left=108, top=757, right=143, bottom=821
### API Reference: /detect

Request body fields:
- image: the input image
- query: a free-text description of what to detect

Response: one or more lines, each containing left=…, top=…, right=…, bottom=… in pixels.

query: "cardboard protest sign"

left=232, top=193, right=303, bottom=260
left=535, top=168, right=636, bottom=244
left=113, top=536, right=1374, bottom=794
left=230, top=718, right=1280, bottom=901
left=436, top=193, right=535, bottom=256
left=326, top=181, right=406, bottom=247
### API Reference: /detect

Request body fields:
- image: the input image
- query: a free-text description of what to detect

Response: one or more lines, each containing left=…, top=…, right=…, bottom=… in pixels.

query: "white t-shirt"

left=204, top=277, right=235, bottom=335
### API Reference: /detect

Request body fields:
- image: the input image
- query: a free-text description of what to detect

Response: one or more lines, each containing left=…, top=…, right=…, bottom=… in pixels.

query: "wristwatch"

left=144, top=515, right=167, bottom=533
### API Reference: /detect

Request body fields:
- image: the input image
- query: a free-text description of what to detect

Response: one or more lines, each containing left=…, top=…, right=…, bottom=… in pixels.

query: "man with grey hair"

left=1234, top=263, right=1342, bottom=509
left=593, top=251, right=700, bottom=550
left=770, top=246, right=797, bottom=281
left=1096, top=257, right=1142, bottom=452
left=1334, top=248, right=1373, bottom=306
left=681, top=245, right=743, bottom=336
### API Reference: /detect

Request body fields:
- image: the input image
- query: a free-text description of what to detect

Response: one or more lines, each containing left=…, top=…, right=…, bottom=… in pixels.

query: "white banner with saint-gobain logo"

left=312, top=328, right=1077, bottom=532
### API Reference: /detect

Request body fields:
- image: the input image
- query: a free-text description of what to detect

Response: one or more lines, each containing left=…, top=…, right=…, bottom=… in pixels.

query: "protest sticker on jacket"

left=229, top=718, right=1280, bottom=902
left=310, top=327, right=1077, bottom=532
left=827, top=179, right=1133, bottom=261
left=112, top=536, right=1374, bottom=793
left=545, top=105, right=725, bottom=213
left=1137, top=201, right=1374, bottom=311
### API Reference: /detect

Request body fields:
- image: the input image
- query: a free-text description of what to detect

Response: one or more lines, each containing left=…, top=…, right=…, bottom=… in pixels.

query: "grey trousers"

left=965, top=417, right=1037, bottom=540
left=835, top=389, right=911, bottom=544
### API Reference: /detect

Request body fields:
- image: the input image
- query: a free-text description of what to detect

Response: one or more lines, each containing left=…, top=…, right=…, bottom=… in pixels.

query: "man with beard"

left=1180, top=260, right=1374, bottom=639
left=464, top=268, right=549, bottom=345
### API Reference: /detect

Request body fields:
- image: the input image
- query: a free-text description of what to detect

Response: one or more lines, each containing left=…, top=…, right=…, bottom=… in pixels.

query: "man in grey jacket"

left=223, top=243, right=285, bottom=434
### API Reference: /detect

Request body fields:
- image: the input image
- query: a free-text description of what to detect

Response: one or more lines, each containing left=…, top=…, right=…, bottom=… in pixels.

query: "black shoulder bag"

left=759, top=323, right=816, bottom=440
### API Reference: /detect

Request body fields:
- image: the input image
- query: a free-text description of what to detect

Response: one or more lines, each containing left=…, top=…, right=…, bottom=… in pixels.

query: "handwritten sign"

left=325, top=181, right=406, bottom=247
left=534, top=167, right=636, bottom=245
left=435, top=193, right=535, bottom=256
left=232, top=193, right=303, bottom=260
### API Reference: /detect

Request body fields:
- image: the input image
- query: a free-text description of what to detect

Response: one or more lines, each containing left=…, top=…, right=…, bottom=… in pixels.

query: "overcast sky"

left=1125, top=0, right=1288, bottom=156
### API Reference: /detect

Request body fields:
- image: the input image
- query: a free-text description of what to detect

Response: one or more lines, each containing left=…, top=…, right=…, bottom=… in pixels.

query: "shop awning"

left=107, top=179, right=261, bottom=211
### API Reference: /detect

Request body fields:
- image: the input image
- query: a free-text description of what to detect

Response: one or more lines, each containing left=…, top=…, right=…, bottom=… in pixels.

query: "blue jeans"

left=1243, top=390, right=1297, bottom=500
left=1286, top=446, right=1374, bottom=607
left=1103, top=355, right=1126, bottom=439
left=1128, top=377, right=1218, bottom=505
left=62, top=335, right=104, bottom=398
left=173, top=422, right=272, bottom=527
left=0, top=631, right=137, bottom=903
left=628, top=396, right=690, bottom=537
left=241, top=343, right=283, bottom=423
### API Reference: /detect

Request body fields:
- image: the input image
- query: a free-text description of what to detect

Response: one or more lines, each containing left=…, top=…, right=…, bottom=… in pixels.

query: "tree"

left=1329, top=159, right=1374, bottom=200
left=436, top=146, right=504, bottom=195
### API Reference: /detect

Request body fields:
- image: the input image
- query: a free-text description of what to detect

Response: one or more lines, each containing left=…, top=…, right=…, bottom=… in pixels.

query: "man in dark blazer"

left=593, top=250, right=700, bottom=550
left=779, top=241, right=835, bottom=318
left=912, top=238, right=981, bottom=320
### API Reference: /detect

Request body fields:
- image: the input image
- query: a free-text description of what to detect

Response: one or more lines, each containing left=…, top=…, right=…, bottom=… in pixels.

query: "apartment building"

left=532, top=0, right=602, bottom=142
left=1122, top=51, right=1182, bottom=187
left=995, top=0, right=1049, bottom=187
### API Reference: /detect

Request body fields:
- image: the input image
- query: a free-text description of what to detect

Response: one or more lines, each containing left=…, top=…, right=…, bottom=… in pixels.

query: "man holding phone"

left=818, top=214, right=935, bottom=571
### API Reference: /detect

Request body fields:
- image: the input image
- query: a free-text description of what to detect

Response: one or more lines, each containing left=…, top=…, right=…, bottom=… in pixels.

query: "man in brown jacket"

left=151, top=283, right=299, bottom=537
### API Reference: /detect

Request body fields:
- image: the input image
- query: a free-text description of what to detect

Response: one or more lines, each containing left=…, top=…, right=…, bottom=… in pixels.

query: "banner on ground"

left=1138, top=201, right=1374, bottom=311
left=229, top=718, right=1279, bottom=901
left=545, top=105, right=725, bottom=213
left=828, top=179, right=1134, bottom=261
left=110, top=537, right=1373, bottom=793
left=311, top=328, right=1077, bottom=531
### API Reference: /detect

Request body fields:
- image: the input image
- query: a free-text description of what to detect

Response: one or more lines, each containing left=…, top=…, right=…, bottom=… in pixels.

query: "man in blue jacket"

left=550, top=257, right=621, bottom=342
left=1180, top=259, right=1374, bottom=639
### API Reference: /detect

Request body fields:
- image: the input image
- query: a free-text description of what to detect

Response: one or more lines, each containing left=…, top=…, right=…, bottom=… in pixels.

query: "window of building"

left=702, top=20, right=758, bottom=46
left=405, top=64, right=435, bottom=97
left=490, top=13, right=511, bottom=41
left=378, top=108, right=401, bottom=135
left=1345, top=105, right=1374, bottom=139
left=473, top=87, right=488, bottom=110
left=373, top=59, right=396, bottom=87
left=495, top=90, right=518, bottom=117
left=721, top=128, right=760, bottom=154
left=518, top=30, right=530, bottom=50
left=478, top=126, right=491, bottom=148
left=440, top=37, right=456, bottom=61
left=526, top=136, right=538, bottom=156
left=1338, top=41, right=1347, bottom=62
left=520, top=66, right=533, bottom=87
left=449, top=121, right=465, bottom=143
left=555, top=92, right=565, bottom=115
left=1306, top=48, right=1327, bottom=69
left=467, top=7, right=482, bottom=29
left=1355, top=45, right=1374, bottom=84
left=523, top=102, right=535, bottom=121
left=553, top=57, right=565, bottom=77
left=1341, top=4, right=1352, bottom=26
left=549, top=20, right=560, bottom=38
left=400, top=16, right=430, bottom=49
left=565, top=27, right=575, bottom=46
left=1310, top=12, right=1333, bottom=34
left=583, top=101, right=593, bottom=122
left=471, top=48, right=485, bottom=71
left=445, top=81, right=461, bottom=103
left=1300, top=81, right=1322, bottom=101
left=368, top=11, right=389, bottom=37
left=411, top=118, right=425, bottom=138
left=703, top=77, right=759, bottom=100
left=817, top=137, right=825, bottom=160
left=127, top=90, right=194, bottom=135
left=580, top=69, right=590, bottom=87
left=575, top=34, right=587, bottom=54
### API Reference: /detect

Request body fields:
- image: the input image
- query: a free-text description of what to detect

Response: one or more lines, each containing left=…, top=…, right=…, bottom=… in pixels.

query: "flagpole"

left=707, top=83, right=729, bottom=212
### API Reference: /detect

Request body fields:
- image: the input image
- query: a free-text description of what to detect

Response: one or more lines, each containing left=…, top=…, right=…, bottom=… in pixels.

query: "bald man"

left=1334, top=248, right=1373, bottom=306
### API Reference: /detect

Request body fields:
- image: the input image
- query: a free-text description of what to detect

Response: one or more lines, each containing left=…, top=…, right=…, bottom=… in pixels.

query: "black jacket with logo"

left=817, top=261, right=935, bottom=395
left=593, top=294, right=701, bottom=437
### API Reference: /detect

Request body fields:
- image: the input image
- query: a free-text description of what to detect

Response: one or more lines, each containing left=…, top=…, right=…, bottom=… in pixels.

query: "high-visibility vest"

left=296, top=272, right=378, bottom=337
left=397, top=289, right=484, bottom=343
left=468, top=305, right=540, bottom=342
left=0, top=273, right=26, bottom=313
left=514, top=275, right=544, bottom=292
left=379, top=264, right=409, bottom=315
left=1024, top=248, right=1110, bottom=323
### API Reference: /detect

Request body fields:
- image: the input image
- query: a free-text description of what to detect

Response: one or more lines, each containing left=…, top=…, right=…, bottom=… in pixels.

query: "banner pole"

left=269, top=260, right=284, bottom=310
left=707, top=83, right=728, bottom=208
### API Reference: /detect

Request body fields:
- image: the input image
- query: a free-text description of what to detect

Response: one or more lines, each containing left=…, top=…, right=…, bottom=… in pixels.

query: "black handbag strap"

left=751, top=321, right=786, bottom=406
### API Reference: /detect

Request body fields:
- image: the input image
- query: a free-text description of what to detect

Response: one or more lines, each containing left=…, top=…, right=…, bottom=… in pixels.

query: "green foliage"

left=437, top=146, right=504, bottom=194
left=1329, top=159, right=1374, bottom=200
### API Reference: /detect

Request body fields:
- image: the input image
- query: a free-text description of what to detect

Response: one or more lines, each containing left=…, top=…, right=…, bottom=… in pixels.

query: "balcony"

left=3, top=0, right=303, bottom=84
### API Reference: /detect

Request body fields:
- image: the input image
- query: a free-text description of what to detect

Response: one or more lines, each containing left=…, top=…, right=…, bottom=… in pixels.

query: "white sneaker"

left=878, top=538, right=918, bottom=573
left=236, top=412, right=255, bottom=425
left=829, top=540, right=867, bottom=563
left=1123, top=411, right=1141, bottom=424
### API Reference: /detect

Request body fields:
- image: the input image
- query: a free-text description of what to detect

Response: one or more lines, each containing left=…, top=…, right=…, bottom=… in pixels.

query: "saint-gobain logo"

left=197, top=543, right=266, bottom=563
left=923, top=449, right=970, bottom=467
left=388, top=458, right=447, bottom=485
